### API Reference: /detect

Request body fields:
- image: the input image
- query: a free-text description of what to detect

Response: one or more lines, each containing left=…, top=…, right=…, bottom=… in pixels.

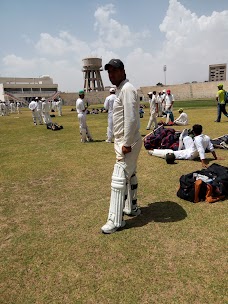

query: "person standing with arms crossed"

left=101, top=59, right=142, bottom=234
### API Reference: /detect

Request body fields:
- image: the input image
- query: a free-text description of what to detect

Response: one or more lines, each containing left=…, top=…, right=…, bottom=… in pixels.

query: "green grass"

left=0, top=103, right=228, bottom=304
left=141, top=98, right=216, bottom=109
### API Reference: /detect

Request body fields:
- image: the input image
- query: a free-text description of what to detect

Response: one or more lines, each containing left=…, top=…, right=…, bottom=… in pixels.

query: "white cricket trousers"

left=146, top=112, right=158, bottom=129
left=107, top=112, right=113, bottom=141
left=152, top=136, right=198, bottom=160
left=114, top=136, right=142, bottom=181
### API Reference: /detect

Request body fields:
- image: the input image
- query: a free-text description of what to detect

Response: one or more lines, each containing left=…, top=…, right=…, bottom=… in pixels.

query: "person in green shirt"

left=215, top=83, right=228, bottom=122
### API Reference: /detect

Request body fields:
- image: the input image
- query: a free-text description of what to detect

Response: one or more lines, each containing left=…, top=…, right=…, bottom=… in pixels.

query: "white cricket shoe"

left=101, top=219, right=126, bottom=234
left=148, top=150, right=154, bottom=155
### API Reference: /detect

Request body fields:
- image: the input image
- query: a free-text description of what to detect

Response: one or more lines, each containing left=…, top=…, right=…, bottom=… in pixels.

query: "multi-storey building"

left=0, top=75, right=59, bottom=104
left=209, top=64, right=227, bottom=82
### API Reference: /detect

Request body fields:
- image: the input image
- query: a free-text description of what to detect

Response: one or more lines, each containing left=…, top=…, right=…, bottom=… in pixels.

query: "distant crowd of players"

left=0, top=97, right=63, bottom=126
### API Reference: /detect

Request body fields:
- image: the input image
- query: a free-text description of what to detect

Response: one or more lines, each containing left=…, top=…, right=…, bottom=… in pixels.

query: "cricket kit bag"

left=177, top=163, right=228, bottom=203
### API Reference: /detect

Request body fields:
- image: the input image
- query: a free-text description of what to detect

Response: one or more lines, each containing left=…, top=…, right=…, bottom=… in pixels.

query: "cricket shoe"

left=101, top=219, right=126, bottom=234
left=124, top=206, right=141, bottom=217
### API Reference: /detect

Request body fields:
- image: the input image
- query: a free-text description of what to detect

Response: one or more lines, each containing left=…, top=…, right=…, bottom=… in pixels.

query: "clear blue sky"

left=1, top=0, right=228, bottom=91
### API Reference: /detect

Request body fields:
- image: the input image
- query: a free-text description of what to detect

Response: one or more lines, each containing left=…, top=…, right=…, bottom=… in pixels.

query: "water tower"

left=82, top=57, right=104, bottom=92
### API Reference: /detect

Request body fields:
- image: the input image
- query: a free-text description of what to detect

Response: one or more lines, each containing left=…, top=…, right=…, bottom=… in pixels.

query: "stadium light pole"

left=163, top=65, right=167, bottom=85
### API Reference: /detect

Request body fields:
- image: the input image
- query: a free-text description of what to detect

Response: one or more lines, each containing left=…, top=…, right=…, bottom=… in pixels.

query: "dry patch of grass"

left=0, top=104, right=227, bottom=304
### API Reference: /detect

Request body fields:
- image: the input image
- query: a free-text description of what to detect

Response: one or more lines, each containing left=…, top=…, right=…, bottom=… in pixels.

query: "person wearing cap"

left=36, top=97, right=43, bottom=124
left=16, top=101, right=21, bottom=114
left=56, top=97, right=63, bottom=116
left=164, top=89, right=174, bottom=112
left=215, top=84, right=228, bottom=122
left=161, top=89, right=166, bottom=112
left=148, top=124, right=219, bottom=168
left=28, top=97, right=39, bottom=125
left=146, top=91, right=158, bottom=130
left=101, top=59, right=142, bottom=234
left=0, top=100, right=7, bottom=116
left=163, top=89, right=175, bottom=123
left=9, top=101, right=15, bottom=114
left=76, top=90, right=93, bottom=143
left=41, top=97, right=52, bottom=125
left=104, top=88, right=116, bottom=143
left=156, top=92, right=163, bottom=117
left=173, top=108, right=188, bottom=126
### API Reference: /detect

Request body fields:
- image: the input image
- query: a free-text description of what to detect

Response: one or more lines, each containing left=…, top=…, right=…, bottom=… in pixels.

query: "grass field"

left=0, top=102, right=228, bottom=304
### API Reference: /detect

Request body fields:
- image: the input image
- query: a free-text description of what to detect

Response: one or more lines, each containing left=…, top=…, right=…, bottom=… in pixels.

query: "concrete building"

left=0, top=75, right=59, bottom=104
left=209, top=64, right=227, bottom=82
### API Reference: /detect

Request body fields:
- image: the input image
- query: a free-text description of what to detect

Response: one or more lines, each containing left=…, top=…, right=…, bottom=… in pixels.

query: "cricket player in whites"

left=101, top=59, right=142, bottom=234
left=104, top=87, right=116, bottom=142
left=76, top=90, right=93, bottom=143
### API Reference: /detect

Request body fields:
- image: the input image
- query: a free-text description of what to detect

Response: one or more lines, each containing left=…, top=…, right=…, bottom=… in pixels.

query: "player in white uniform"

left=29, top=98, right=39, bottom=125
left=104, top=88, right=116, bottom=142
left=101, top=59, right=142, bottom=234
left=57, top=97, right=63, bottom=116
left=76, top=90, right=93, bottom=143
left=16, top=101, right=21, bottom=114
left=156, top=92, right=163, bottom=117
left=174, top=108, right=188, bottom=126
left=164, top=89, right=174, bottom=111
left=36, top=97, right=43, bottom=124
left=0, top=101, right=4, bottom=116
left=41, top=97, right=52, bottom=124
left=146, top=91, right=158, bottom=130
left=161, top=89, right=166, bottom=112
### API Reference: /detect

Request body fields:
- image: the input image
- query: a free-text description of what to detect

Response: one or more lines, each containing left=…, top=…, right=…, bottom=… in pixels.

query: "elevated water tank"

left=82, top=57, right=104, bottom=92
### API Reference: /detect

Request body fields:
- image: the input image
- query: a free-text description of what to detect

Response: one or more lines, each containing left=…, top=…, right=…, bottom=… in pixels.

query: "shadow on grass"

left=88, top=139, right=106, bottom=143
left=124, top=201, right=187, bottom=230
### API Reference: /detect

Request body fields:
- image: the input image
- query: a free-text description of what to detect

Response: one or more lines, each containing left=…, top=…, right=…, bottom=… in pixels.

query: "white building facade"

left=0, top=75, right=59, bottom=104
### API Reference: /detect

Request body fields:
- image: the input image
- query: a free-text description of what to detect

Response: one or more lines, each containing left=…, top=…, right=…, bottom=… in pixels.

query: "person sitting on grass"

left=173, top=108, right=188, bottom=126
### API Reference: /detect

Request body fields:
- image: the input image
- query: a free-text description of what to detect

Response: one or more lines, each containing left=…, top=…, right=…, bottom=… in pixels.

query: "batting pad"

left=108, top=162, right=126, bottom=227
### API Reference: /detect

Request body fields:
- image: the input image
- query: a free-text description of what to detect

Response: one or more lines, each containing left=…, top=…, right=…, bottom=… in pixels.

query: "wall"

left=60, top=91, right=111, bottom=106
left=60, top=80, right=228, bottom=106
left=139, top=80, right=228, bottom=101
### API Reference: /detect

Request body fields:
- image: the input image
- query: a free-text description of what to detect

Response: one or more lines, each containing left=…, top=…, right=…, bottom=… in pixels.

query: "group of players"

left=0, top=100, right=21, bottom=116
left=28, top=97, right=63, bottom=126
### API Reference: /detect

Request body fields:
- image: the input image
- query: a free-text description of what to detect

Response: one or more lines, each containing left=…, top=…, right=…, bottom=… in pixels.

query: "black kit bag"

left=46, top=122, right=63, bottom=131
left=177, top=164, right=228, bottom=203
left=177, top=171, right=207, bottom=203
left=199, top=163, right=228, bottom=196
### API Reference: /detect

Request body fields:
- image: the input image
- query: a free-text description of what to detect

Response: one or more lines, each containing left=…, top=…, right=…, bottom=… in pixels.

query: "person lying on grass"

left=148, top=124, right=224, bottom=168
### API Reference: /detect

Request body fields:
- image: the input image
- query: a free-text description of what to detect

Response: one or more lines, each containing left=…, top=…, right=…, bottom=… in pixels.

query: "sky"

left=1, top=0, right=228, bottom=92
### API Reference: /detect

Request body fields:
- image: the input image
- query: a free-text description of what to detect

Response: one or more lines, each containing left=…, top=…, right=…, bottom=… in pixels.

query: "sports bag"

left=46, top=122, right=63, bottom=131
left=177, top=164, right=228, bottom=203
